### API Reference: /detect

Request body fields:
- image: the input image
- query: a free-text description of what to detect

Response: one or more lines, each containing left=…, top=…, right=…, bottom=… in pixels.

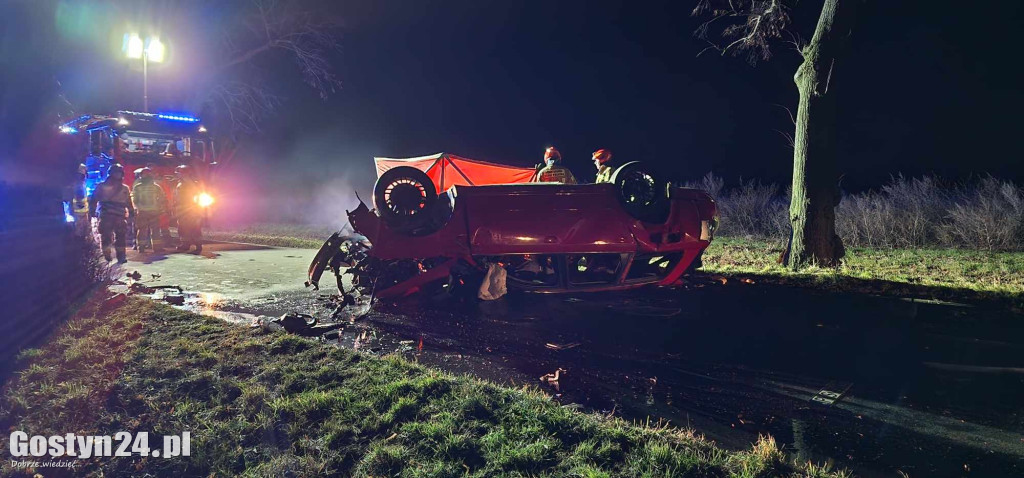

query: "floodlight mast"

left=125, top=34, right=165, bottom=112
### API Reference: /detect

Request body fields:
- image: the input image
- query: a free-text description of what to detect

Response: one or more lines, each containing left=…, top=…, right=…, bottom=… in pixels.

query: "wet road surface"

left=121, top=242, right=1024, bottom=477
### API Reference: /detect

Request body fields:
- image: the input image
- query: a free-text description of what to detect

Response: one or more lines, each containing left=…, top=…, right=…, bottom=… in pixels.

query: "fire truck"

left=58, top=110, right=218, bottom=234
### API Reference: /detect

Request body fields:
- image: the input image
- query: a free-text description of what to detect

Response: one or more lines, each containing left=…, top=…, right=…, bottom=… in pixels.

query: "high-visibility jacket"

left=89, top=179, right=134, bottom=219
left=132, top=179, right=167, bottom=214
left=595, top=165, right=614, bottom=184
left=534, top=165, right=577, bottom=185
left=69, top=178, right=89, bottom=214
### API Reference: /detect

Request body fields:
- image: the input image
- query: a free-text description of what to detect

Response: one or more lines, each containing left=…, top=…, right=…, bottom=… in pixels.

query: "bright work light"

left=146, top=37, right=164, bottom=63
left=125, top=33, right=144, bottom=59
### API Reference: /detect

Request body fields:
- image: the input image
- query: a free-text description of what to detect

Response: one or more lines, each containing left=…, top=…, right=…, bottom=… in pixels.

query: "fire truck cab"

left=59, top=110, right=216, bottom=198
left=58, top=110, right=219, bottom=243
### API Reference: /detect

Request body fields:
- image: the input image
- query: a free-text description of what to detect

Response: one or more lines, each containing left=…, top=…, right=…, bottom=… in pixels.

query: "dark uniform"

left=174, top=176, right=204, bottom=253
left=89, top=172, right=134, bottom=262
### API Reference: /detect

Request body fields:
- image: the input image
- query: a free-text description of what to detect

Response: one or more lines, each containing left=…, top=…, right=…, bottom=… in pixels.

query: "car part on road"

left=272, top=312, right=345, bottom=337
left=810, top=382, right=852, bottom=406
left=545, top=342, right=581, bottom=351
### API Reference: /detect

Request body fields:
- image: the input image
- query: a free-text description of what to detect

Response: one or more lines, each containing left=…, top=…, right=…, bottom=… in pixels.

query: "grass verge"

left=703, top=237, right=1023, bottom=307
left=1, top=296, right=848, bottom=477
left=205, top=223, right=337, bottom=249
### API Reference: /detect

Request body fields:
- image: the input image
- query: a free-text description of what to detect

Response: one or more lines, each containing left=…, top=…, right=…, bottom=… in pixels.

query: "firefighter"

left=173, top=165, right=203, bottom=254
left=533, top=147, right=577, bottom=184
left=69, top=163, right=91, bottom=237
left=88, top=163, right=134, bottom=263
left=593, top=149, right=614, bottom=184
left=131, top=168, right=167, bottom=253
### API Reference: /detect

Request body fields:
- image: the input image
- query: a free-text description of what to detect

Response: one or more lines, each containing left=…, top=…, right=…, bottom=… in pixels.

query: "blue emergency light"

left=157, top=113, right=200, bottom=123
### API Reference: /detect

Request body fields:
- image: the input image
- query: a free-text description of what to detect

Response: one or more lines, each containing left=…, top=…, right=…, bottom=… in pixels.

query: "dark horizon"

left=2, top=0, right=1022, bottom=193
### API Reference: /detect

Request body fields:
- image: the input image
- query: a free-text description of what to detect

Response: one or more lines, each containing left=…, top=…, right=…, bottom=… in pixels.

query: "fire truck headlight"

left=196, top=193, right=215, bottom=208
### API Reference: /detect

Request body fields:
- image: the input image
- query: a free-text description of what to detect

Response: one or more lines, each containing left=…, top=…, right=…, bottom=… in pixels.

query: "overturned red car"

left=307, top=153, right=717, bottom=299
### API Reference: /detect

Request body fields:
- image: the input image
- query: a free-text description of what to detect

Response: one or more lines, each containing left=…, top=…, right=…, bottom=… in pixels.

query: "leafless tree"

left=694, top=0, right=858, bottom=269
left=202, top=0, right=342, bottom=134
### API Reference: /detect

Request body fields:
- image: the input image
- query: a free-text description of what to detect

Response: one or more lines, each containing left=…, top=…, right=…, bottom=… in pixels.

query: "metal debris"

left=540, top=368, right=567, bottom=383
left=811, top=382, right=852, bottom=406
left=163, top=294, right=185, bottom=305
left=272, top=312, right=344, bottom=337
left=545, top=342, right=581, bottom=351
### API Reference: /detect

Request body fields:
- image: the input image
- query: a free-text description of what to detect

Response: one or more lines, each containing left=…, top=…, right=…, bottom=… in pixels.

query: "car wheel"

left=373, top=166, right=437, bottom=233
left=611, top=161, right=669, bottom=223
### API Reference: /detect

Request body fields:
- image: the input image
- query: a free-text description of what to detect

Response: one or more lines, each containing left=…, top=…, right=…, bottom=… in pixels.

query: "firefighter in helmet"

left=593, top=149, right=614, bottom=184
left=533, top=146, right=577, bottom=184
left=69, top=163, right=91, bottom=237
left=173, top=164, right=204, bottom=254
left=131, top=168, right=167, bottom=253
left=88, top=163, right=134, bottom=263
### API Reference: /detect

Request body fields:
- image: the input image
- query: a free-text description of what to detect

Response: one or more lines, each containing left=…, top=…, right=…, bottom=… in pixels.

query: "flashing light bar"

left=157, top=113, right=200, bottom=123
left=57, top=114, right=90, bottom=134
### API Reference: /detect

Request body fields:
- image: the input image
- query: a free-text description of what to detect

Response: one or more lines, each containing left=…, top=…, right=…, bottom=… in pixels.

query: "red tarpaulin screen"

left=374, top=153, right=536, bottom=193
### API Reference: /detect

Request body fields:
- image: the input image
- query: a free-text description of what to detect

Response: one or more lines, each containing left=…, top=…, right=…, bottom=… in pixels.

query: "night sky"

left=2, top=0, right=1022, bottom=195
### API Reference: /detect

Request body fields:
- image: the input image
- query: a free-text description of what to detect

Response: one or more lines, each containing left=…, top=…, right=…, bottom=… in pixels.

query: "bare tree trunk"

left=784, top=0, right=856, bottom=269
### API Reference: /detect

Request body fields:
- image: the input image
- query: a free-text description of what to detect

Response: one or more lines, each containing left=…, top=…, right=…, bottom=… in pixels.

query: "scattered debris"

left=151, top=285, right=183, bottom=291
left=739, top=278, right=755, bottom=284
left=272, top=312, right=344, bottom=337
left=811, top=382, right=853, bottom=406
left=545, top=342, right=581, bottom=351
left=126, top=270, right=143, bottom=281
left=151, top=273, right=161, bottom=280
left=163, top=294, right=185, bottom=305
left=477, top=263, right=508, bottom=300
left=540, top=368, right=567, bottom=383
left=564, top=297, right=584, bottom=303
left=129, top=282, right=155, bottom=294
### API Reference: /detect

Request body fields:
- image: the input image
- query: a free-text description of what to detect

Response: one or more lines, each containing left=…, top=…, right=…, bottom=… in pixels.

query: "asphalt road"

left=121, top=242, right=1024, bottom=477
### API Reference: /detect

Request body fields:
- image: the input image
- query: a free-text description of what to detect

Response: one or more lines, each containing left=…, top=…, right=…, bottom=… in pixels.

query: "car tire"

left=611, top=161, right=670, bottom=223
left=373, top=166, right=438, bottom=233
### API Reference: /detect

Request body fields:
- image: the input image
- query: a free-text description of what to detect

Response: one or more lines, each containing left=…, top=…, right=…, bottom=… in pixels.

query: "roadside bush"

left=684, top=175, right=787, bottom=240
left=684, top=173, right=1024, bottom=251
left=837, top=175, right=949, bottom=249
left=940, top=176, right=1024, bottom=250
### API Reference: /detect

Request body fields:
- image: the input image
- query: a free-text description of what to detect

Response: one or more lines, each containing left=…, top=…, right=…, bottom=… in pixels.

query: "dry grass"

left=702, top=237, right=1024, bottom=306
